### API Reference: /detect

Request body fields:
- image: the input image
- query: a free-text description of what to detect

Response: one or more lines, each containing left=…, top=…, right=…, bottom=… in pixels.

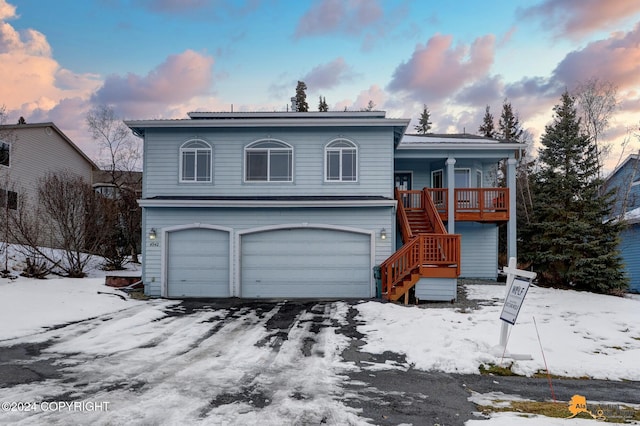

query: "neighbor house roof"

left=0, top=122, right=99, bottom=170
left=605, top=153, right=639, bottom=182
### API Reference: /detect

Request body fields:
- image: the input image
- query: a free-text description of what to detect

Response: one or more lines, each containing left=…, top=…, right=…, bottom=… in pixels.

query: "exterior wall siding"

left=619, top=224, right=640, bottom=293
left=415, top=278, right=457, bottom=301
left=606, top=157, right=640, bottom=216
left=141, top=206, right=394, bottom=296
left=142, top=127, right=394, bottom=199
left=458, top=222, right=498, bottom=279
left=0, top=126, right=95, bottom=206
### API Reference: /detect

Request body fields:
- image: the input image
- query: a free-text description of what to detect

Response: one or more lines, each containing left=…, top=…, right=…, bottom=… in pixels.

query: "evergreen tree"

left=478, top=105, right=496, bottom=138
left=414, top=104, right=432, bottom=134
left=520, top=90, right=627, bottom=294
left=498, top=100, right=523, bottom=141
left=295, top=81, right=309, bottom=112
left=363, top=100, right=375, bottom=111
left=318, top=96, right=328, bottom=112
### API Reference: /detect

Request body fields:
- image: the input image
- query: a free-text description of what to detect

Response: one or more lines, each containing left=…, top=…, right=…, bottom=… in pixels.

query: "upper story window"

left=245, top=139, right=293, bottom=182
left=325, top=139, right=357, bottom=182
left=0, top=141, right=10, bottom=167
left=180, top=139, right=212, bottom=183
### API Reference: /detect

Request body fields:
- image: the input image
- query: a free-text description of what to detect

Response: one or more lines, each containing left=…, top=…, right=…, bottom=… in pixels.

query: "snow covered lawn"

left=357, top=284, right=640, bottom=381
left=0, top=272, right=638, bottom=425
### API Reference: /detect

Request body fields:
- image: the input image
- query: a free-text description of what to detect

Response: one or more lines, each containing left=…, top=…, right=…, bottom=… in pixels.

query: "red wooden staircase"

left=380, top=188, right=461, bottom=302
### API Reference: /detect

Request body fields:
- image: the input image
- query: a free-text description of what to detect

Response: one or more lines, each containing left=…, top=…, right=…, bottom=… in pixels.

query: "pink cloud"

left=0, top=6, right=100, bottom=114
left=294, top=0, right=383, bottom=38
left=518, top=0, right=640, bottom=38
left=91, top=49, right=214, bottom=117
left=0, top=22, right=51, bottom=56
left=302, top=57, right=354, bottom=90
left=387, top=34, right=495, bottom=101
left=552, top=23, right=640, bottom=91
left=0, top=0, right=16, bottom=21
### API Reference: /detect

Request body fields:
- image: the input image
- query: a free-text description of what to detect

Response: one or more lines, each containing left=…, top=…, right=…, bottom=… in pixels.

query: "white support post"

left=446, top=158, right=456, bottom=233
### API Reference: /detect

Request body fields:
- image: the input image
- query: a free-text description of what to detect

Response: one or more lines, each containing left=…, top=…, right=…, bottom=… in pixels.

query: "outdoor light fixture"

left=149, top=228, right=157, bottom=240
left=380, top=228, right=387, bottom=240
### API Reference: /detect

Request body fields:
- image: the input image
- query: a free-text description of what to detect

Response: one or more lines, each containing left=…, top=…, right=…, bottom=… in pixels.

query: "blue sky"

left=2, top=0, right=640, bottom=166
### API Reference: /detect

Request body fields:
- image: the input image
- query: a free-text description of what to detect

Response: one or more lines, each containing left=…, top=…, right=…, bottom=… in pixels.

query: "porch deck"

left=380, top=187, right=508, bottom=302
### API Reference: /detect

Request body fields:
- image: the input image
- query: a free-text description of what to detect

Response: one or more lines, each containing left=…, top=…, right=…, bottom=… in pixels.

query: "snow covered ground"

left=0, top=248, right=638, bottom=424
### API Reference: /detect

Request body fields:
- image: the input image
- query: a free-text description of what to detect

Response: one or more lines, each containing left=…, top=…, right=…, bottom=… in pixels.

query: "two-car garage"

left=163, top=225, right=373, bottom=299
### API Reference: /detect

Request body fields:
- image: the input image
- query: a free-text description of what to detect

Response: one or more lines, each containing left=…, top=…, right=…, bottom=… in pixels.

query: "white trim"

left=0, top=140, right=11, bottom=168
left=324, top=138, right=358, bottom=183
left=476, top=169, right=483, bottom=188
left=235, top=223, right=375, bottom=298
left=244, top=138, right=293, bottom=183
left=431, top=169, right=443, bottom=188
left=394, top=171, right=413, bottom=190
left=138, top=198, right=397, bottom=208
left=179, top=139, right=213, bottom=183
left=454, top=168, right=471, bottom=188
left=160, top=223, right=234, bottom=298
left=126, top=117, right=410, bottom=129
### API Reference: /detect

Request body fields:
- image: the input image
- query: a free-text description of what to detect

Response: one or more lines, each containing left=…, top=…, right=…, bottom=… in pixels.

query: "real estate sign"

left=500, top=277, right=530, bottom=325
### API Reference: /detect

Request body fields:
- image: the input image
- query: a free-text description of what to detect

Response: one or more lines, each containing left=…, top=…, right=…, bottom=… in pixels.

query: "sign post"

left=492, top=257, right=537, bottom=360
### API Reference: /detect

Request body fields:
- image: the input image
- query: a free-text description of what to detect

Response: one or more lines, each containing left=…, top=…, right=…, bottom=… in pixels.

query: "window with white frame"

left=454, top=168, right=470, bottom=188
left=0, top=141, right=10, bottom=167
left=431, top=169, right=443, bottom=188
left=180, top=139, right=212, bottom=182
left=245, top=139, right=293, bottom=182
left=325, top=139, right=357, bottom=182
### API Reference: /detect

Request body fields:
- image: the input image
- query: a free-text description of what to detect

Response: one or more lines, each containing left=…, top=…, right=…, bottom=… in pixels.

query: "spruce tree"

left=498, top=100, right=523, bottom=141
left=318, top=96, right=328, bottom=112
left=521, top=90, right=627, bottom=293
left=295, top=81, right=309, bottom=112
left=478, top=105, right=496, bottom=138
left=415, top=105, right=432, bottom=134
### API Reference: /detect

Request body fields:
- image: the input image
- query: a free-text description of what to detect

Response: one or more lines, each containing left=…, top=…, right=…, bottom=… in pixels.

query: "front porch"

left=402, top=187, right=509, bottom=224
left=380, top=187, right=510, bottom=302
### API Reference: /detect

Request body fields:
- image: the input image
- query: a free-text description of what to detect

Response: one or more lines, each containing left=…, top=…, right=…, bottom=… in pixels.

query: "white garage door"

left=167, top=228, right=230, bottom=298
left=241, top=228, right=371, bottom=298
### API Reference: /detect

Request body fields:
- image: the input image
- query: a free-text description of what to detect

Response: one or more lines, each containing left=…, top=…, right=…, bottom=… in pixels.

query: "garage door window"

left=245, top=139, right=293, bottom=182
left=180, top=139, right=212, bottom=183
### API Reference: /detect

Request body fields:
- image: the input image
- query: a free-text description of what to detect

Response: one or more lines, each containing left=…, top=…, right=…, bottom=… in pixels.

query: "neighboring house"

left=126, top=111, right=523, bottom=301
left=604, top=154, right=640, bottom=293
left=92, top=169, right=143, bottom=199
left=0, top=122, right=99, bottom=214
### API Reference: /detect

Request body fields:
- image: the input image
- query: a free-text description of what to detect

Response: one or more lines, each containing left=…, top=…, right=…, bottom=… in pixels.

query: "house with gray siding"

left=604, top=154, right=640, bottom=293
left=0, top=122, right=98, bottom=216
left=127, top=112, right=523, bottom=301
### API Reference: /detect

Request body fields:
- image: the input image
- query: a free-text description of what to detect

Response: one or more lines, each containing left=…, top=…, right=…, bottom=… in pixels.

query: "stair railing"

left=422, top=188, right=447, bottom=234
left=395, top=187, right=414, bottom=242
left=380, top=237, right=421, bottom=297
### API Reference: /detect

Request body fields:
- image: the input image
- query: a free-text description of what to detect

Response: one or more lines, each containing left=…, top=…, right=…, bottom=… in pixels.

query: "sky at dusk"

left=2, top=0, right=640, bottom=170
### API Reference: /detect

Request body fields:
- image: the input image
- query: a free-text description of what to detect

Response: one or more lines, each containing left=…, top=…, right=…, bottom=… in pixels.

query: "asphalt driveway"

left=0, top=299, right=637, bottom=425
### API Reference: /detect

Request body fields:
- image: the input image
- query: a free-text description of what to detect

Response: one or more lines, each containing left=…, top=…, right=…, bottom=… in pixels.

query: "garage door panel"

left=242, top=228, right=371, bottom=298
left=167, top=228, right=230, bottom=298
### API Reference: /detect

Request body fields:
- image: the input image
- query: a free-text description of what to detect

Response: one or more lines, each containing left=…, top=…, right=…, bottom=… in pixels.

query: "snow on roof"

left=624, top=206, right=640, bottom=224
